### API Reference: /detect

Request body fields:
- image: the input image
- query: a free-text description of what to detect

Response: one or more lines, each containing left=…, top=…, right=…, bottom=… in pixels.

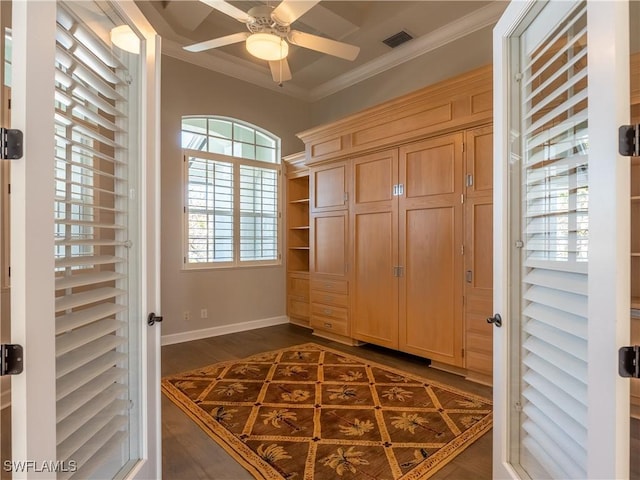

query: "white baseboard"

left=161, top=315, right=289, bottom=346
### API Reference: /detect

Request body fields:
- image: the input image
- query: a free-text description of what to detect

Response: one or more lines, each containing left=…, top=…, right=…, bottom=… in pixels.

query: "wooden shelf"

left=289, top=246, right=310, bottom=250
left=290, top=226, right=310, bottom=230
left=289, top=198, right=310, bottom=204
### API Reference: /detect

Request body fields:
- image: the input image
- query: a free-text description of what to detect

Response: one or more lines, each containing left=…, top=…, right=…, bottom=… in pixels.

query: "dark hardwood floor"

left=161, top=323, right=493, bottom=479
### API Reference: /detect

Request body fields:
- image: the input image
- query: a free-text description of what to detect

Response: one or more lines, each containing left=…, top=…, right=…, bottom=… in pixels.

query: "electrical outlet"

left=183, top=310, right=190, bottom=321
left=200, top=308, right=208, bottom=319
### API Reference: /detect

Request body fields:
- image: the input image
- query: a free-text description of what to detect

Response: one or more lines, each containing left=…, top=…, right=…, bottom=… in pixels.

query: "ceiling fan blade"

left=198, top=0, right=251, bottom=22
left=272, top=0, right=320, bottom=25
left=183, top=32, right=250, bottom=52
left=288, top=30, right=360, bottom=61
left=269, top=59, right=292, bottom=83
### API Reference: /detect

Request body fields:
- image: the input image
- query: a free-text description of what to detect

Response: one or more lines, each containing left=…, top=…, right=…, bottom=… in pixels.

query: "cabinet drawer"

left=310, top=290, right=348, bottom=308
left=310, top=279, right=348, bottom=294
left=310, top=316, right=348, bottom=336
left=311, top=303, right=348, bottom=321
left=288, top=297, right=309, bottom=319
left=288, top=276, right=309, bottom=299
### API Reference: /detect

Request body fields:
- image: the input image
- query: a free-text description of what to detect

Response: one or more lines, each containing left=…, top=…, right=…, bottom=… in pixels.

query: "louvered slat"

left=55, top=255, right=124, bottom=269
left=517, top=3, right=589, bottom=478
left=65, top=431, right=128, bottom=480
left=56, top=353, right=127, bottom=400
left=56, top=318, right=124, bottom=356
left=56, top=303, right=126, bottom=335
left=57, top=409, right=127, bottom=462
left=56, top=336, right=126, bottom=378
left=57, top=370, right=127, bottom=422
left=55, top=271, right=125, bottom=290
left=55, top=287, right=126, bottom=312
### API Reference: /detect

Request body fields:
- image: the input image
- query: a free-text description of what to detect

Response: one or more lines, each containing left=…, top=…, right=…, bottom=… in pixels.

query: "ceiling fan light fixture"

left=246, top=33, right=288, bottom=61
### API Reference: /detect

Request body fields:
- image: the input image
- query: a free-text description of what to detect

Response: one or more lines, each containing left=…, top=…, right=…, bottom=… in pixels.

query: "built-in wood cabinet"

left=295, top=65, right=494, bottom=372
left=284, top=153, right=310, bottom=328
left=463, top=125, right=494, bottom=384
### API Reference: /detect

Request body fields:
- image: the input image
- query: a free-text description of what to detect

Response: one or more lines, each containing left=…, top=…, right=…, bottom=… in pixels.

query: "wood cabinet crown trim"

left=296, top=65, right=492, bottom=165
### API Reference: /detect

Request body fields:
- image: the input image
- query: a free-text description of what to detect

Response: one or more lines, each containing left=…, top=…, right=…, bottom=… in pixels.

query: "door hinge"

left=393, top=266, right=404, bottom=277
left=0, top=344, right=23, bottom=376
left=461, top=194, right=464, bottom=204
left=620, top=125, right=640, bottom=157
left=0, top=129, right=23, bottom=160
left=343, top=191, right=349, bottom=203
left=619, top=345, right=640, bottom=378
left=392, top=184, right=405, bottom=196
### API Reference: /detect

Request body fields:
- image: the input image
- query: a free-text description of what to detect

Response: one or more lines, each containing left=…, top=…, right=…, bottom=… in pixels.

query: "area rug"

left=161, top=343, right=492, bottom=480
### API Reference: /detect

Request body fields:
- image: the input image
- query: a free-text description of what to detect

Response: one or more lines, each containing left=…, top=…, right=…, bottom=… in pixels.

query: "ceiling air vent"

left=382, top=30, right=413, bottom=48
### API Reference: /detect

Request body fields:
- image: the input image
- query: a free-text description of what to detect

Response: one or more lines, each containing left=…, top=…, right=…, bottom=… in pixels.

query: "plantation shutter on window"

left=518, top=2, right=589, bottom=478
left=54, top=5, right=136, bottom=478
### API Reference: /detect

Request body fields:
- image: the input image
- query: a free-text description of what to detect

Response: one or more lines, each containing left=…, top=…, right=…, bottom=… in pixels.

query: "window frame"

left=181, top=116, right=282, bottom=270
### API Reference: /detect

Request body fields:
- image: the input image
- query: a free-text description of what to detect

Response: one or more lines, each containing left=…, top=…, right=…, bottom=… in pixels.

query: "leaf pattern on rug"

left=391, top=412, right=444, bottom=437
left=400, top=448, right=430, bottom=468
left=261, top=409, right=302, bottom=432
left=321, top=446, right=369, bottom=476
left=211, top=406, right=238, bottom=428
left=327, top=386, right=357, bottom=400
left=279, top=365, right=308, bottom=378
left=381, top=386, right=413, bottom=401
left=289, top=351, right=311, bottom=361
left=459, top=414, right=484, bottom=428
left=215, top=382, right=247, bottom=397
left=257, top=444, right=292, bottom=463
left=385, top=373, right=410, bottom=383
left=174, top=380, right=199, bottom=390
left=232, top=364, right=261, bottom=376
left=456, top=398, right=485, bottom=409
left=338, top=418, right=375, bottom=436
left=339, top=370, right=363, bottom=382
left=280, top=389, right=311, bottom=402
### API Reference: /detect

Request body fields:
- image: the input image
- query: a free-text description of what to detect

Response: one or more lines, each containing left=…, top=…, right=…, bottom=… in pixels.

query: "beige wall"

left=309, top=26, right=493, bottom=126
left=161, top=26, right=494, bottom=339
left=160, top=56, right=312, bottom=337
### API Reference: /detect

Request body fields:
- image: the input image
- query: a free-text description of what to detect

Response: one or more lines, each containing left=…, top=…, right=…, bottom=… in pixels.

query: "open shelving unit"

left=284, top=153, right=311, bottom=327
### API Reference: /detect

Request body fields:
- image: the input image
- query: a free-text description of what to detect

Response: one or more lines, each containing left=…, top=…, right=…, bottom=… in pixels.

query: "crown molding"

left=306, top=1, right=506, bottom=102
left=160, top=1, right=505, bottom=103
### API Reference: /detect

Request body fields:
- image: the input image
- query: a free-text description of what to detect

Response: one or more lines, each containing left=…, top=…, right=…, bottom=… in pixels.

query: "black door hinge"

left=619, top=345, right=640, bottom=378
left=0, top=128, right=23, bottom=160
left=0, top=344, right=23, bottom=376
left=620, top=125, right=640, bottom=157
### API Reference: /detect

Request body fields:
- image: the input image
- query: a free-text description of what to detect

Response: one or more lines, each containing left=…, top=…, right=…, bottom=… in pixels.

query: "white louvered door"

left=493, top=1, right=630, bottom=479
left=11, top=2, right=160, bottom=479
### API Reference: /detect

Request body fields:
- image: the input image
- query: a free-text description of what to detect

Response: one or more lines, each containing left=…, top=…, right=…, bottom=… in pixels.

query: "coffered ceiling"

left=135, top=1, right=507, bottom=100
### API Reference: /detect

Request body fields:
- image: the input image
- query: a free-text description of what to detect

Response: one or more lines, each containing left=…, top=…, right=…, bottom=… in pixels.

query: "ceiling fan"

left=183, top=0, right=361, bottom=84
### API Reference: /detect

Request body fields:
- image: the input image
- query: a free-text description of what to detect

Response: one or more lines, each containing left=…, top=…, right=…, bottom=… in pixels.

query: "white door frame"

left=493, top=1, right=630, bottom=478
left=10, top=2, right=161, bottom=478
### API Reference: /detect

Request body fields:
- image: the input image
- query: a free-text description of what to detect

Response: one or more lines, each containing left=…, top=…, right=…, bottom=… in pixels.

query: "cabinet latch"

left=619, top=345, right=640, bottom=378
left=0, top=344, right=24, bottom=376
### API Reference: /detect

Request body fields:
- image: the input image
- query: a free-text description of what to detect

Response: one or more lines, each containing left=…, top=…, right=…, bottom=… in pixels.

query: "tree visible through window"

left=182, top=116, right=281, bottom=267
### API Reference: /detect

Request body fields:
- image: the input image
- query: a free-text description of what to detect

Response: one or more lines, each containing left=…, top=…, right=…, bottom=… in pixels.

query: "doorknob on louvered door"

left=147, top=312, right=163, bottom=326
left=486, top=313, right=502, bottom=328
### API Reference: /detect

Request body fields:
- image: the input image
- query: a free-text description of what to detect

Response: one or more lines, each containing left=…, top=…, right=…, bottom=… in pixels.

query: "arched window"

left=181, top=116, right=281, bottom=268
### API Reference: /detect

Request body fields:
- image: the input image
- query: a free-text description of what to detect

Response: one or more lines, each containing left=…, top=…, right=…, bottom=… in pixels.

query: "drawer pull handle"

left=324, top=322, right=332, bottom=329
left=323, top=309, right=332, bottom=315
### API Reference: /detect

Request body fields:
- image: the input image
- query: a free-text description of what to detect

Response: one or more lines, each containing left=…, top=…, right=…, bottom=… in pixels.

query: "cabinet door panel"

left=351, top=150, right=399, bottom=349
left=402, top=206, right=460, bottom=360
left=399, top=133, right=463, bottom=366
left=468, top=125, right=493, bottom=194
left=311, top=162, right=348, bottom=212
left=311, top=212, right=347, bottom=276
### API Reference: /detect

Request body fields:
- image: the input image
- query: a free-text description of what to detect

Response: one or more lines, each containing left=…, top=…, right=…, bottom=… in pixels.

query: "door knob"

left=487, top=313, right=502, bottom=328
left=147, top=312, right=163, bottom=326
